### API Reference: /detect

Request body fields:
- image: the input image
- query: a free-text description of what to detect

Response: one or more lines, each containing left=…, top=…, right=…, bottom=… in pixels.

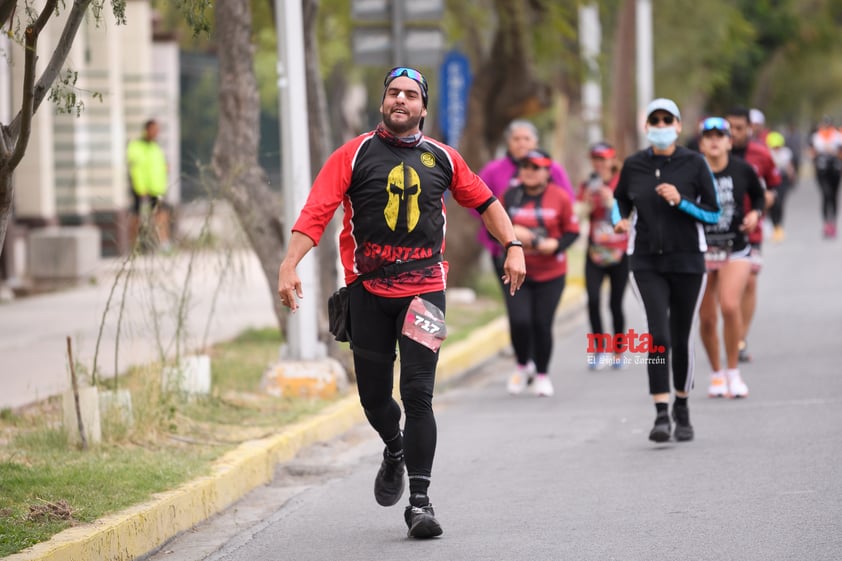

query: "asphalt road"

left=149, top=177, right=841, bottom=561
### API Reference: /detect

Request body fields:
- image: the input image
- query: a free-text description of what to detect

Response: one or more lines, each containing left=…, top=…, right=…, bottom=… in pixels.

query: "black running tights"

left=817, top=168, right=840, bottom=223
left=503, top=274, right=566, bottom=374
left=584, top=253, right=629, bottom=337
left=629, top=270, right=705, bottom=395
left=348, top=283, right=443, bottom=497
left=769, top=179, right=792, bottom=227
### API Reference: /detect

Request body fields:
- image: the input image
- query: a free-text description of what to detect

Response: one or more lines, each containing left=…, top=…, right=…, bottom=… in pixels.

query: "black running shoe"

left=649, top=412, right=671, bottom=443
left=374, top=448, right=405, bottom=506
left=672, top=405, right=694, bottom=442
left=404, top=497, right=443, bottom=539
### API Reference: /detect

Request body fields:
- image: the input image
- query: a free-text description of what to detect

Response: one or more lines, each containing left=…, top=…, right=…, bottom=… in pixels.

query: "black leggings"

left=503, top=274, right=566, bottom=374
left=629, top=270, right=705, bottom=395
left=816, top=168, right=840, bottom=223
left=348, top=283, right=444, bottom=496
left=769, top=179, right=792, bottom=227
left=584, top=253, right=629, bottom=337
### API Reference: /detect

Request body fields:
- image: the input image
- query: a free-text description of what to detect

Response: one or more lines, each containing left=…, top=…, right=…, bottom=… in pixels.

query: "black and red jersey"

left=293, top=130, right=494, bottom=297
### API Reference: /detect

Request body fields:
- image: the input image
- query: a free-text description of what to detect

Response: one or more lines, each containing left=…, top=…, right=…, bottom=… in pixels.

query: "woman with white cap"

left=613, top=98, right=721, bottom=443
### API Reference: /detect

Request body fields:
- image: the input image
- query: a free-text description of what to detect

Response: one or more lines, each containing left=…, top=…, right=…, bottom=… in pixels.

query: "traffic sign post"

left=351, top=0, right=444, bottom=67
left=438, top=50, right=471, bottom=148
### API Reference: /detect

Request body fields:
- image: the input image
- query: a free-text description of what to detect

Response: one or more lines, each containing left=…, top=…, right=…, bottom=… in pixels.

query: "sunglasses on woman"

left=647, top=114, right=675, bottom=126
left=699, top=116, right=731, bottom=135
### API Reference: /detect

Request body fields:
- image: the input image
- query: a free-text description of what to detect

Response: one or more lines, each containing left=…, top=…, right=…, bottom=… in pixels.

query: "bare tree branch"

left=8, top=0, right=92, bottom=144
left=0, top=0, right=16, bottom=32
left=7, top=0, right=58, bottom=169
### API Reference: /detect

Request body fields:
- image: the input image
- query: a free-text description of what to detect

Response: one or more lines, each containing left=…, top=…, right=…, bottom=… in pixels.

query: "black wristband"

left=505, top=240, right=523, bottom=252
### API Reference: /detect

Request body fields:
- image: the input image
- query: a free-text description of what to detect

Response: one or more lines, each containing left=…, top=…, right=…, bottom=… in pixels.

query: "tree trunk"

left=609, top=0, right=638, bottom=160
left=0, top=169, right=12, bottom=252
left=444, top=0, right=553, bottom=287
left=212, top=0, right=287, bottom=330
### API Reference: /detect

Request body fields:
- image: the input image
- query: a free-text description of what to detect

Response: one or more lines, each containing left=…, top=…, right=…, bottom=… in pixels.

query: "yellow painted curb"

left=9, top=282, right=584, bottom=561
left=4, top=396, right=367, bottom=561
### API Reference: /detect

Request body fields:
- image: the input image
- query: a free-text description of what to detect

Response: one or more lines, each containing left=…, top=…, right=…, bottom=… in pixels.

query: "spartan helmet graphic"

left=384, top=163, right=421, bottom=231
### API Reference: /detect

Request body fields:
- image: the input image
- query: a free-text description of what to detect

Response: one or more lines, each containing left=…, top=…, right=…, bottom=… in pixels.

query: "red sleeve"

left=761, top=150, right=782, bottom=189
left=291, top=136, right=365, bottom=245
left=748, top=142, right=781, bottom=189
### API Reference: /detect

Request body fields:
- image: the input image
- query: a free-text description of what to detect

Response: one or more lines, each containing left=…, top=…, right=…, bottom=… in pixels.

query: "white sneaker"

left=708, top=372, right=728, bottom=398
left=532, top=374, right=554, bottom=397
left=507, top=369, right=528, bottom=395
left=525, top=360, right=537, bottom=386
left=726, top=369, right=749, bottom=398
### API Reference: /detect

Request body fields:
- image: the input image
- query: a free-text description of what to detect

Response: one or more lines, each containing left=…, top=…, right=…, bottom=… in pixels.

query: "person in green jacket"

left=127, top=119, right=170, bottom=250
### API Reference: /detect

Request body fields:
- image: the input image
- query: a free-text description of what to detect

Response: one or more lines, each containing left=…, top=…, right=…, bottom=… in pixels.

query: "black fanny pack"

left=327, top=255, right=443, bottom=342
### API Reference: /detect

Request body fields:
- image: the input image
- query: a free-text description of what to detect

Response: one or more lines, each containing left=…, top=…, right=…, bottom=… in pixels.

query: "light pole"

left=636, top=0, right=654, bottom=148
left=579, top=3, right=604, bottom=146
left=275, top=0, right=324, bottom=360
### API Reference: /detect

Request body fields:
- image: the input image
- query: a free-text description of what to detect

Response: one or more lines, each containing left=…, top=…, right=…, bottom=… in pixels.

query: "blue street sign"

left=438, top=50, right=471, bottom=148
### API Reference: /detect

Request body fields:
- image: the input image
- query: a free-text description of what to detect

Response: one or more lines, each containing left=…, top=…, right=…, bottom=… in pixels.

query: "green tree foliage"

left=651, top=0, right=842, bottom=127
left=756, top=0, right=842, bottom=124
left=652, top=0, right=756, bottom=110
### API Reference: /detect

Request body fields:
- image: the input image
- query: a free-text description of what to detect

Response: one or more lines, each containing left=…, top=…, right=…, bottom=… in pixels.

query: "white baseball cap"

left=646, top=98, right=681, bottom=121
left=749, top=108, right=765, bottom=125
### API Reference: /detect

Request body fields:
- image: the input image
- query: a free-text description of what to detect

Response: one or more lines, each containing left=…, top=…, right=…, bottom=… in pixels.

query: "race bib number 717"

left=401, top=296, right=447, bottom=352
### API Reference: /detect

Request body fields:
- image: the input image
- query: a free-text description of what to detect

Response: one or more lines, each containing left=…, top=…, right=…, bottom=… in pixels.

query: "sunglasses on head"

left=700, top=116, right=730, bottom=135
left=647, top=114, right=675, bottom=126
left=521, top=163, right=544, bottom=171
left=384, top=67, right=428, bottom=95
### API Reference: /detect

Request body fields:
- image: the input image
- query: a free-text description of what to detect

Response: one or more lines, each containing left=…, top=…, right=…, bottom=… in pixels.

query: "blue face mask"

left=647, top=126, right=678, bottom=149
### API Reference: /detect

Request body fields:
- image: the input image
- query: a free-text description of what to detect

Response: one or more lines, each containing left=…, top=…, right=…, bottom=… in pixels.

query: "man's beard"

left=381, top=109, right=422, bottom=136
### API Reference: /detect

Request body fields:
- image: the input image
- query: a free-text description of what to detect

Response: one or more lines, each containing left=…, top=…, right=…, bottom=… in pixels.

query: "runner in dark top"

left=614, top=98, right=721, bottom=444
left=695, top=117, right=765, bottom=400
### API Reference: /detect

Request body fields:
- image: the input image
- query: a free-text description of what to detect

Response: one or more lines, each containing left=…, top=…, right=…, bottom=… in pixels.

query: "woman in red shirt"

left=502, top=150, right=580, bottom=397
left=577, top=142, right=629, bottom=370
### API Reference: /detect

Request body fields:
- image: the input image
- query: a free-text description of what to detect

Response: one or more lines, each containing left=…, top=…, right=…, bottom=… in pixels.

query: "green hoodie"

left=127, top=138, right=167, bottom=197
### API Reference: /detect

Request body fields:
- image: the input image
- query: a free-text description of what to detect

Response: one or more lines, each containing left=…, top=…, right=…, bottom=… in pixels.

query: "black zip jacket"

left=614, top=146, right=721, bottom=274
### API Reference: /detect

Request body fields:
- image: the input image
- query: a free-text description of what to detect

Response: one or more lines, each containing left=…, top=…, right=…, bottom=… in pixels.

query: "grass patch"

left=0, top=327, right=328, bottom=556
left=0, top=439, right=216, bottom=557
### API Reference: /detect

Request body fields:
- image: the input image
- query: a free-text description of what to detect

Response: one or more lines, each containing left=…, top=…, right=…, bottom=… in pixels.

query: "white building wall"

left=152, top=41, right=181, bottom=205
left=11, top=19, right=58, bottom=221
left=53, top=16, right=92, bottom=217
left=3, top=0, right=179, bottom=264
left=83, top=9, right=128, bottom=211
left=123, top=1, right=154, bottom=146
